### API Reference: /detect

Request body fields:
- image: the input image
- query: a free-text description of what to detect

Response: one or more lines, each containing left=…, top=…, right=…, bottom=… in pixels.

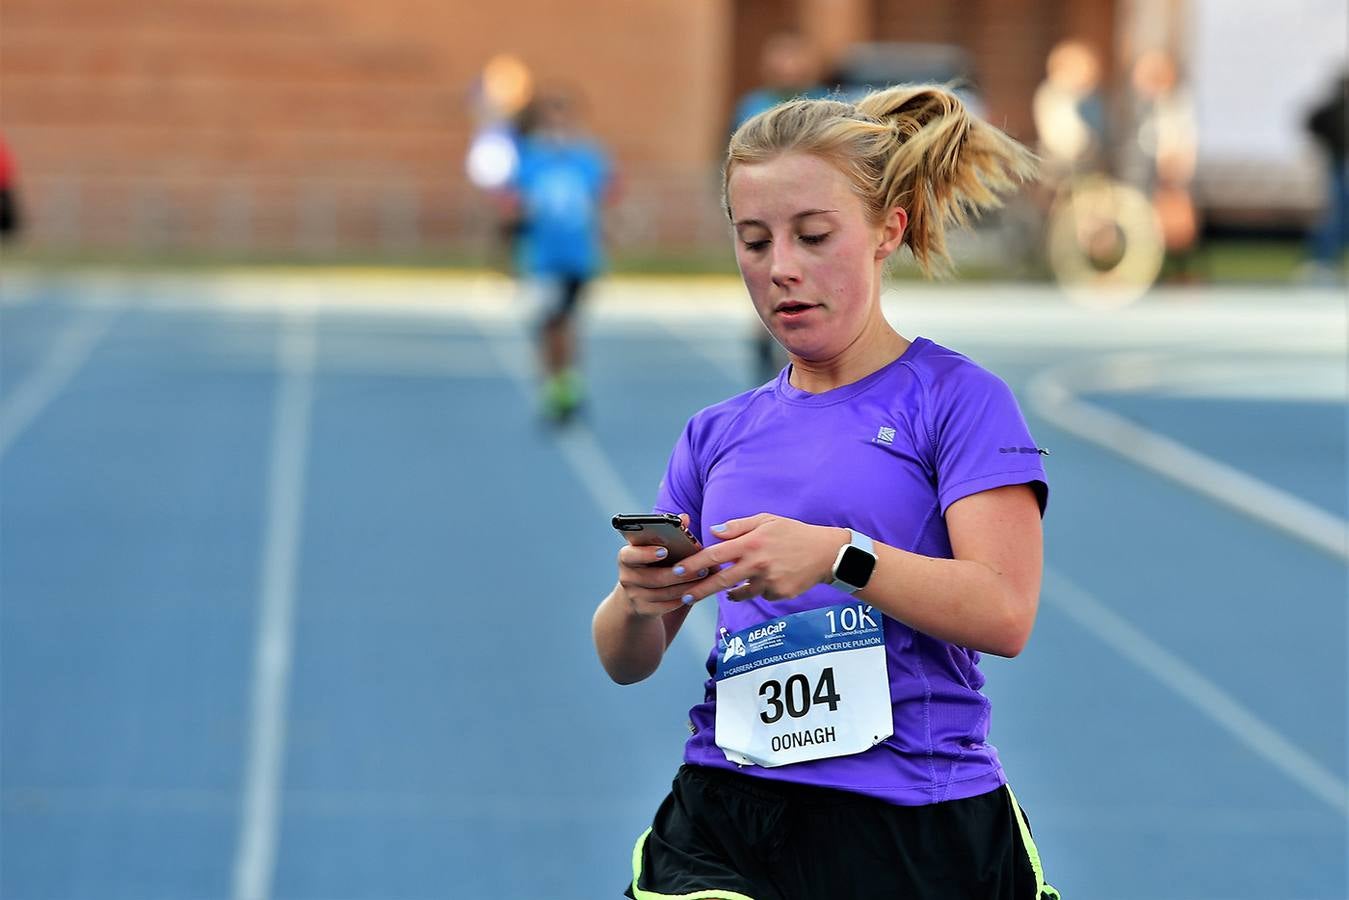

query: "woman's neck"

left=787, top=320, right=910, bottom=394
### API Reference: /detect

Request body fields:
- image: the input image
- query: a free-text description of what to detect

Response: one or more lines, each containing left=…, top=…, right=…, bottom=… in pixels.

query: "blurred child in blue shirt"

left=508, top=89, right=617, bottom=422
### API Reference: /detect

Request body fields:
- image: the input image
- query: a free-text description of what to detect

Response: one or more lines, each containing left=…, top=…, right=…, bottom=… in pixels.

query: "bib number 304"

left=758, top=667, right=841, bottom=724
left=713, top=601, right=892, bottom=767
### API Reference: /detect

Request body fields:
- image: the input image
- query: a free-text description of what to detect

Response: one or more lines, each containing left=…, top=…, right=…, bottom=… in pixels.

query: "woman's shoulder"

left=680, top=382, right=776, bottom=447
left=902, top=337, right=1009, bottom=392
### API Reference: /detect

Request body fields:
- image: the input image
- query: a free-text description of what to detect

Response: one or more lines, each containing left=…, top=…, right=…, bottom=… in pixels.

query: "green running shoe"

left=542, top=370, right=584, bottom=423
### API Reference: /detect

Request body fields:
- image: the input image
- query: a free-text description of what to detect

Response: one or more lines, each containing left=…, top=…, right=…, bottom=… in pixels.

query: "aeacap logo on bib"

left=721, top=622, right=788, bottom=663
left=746, top=621, right=787, bottom=652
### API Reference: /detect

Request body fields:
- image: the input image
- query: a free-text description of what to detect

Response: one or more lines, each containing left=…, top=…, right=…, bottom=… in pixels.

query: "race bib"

left=714, top=602, right=893, bottom=767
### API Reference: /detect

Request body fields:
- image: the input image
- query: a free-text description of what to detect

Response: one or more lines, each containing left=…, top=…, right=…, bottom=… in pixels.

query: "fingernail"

left=681, top=594, right=695, bottom=605
left=654, top=547, right=668, bottom=559
left=697, top=569, right=709, bottom=578
left=673, top=565, right=686, bottom=576
left=711, top=523, right=727, bottom=533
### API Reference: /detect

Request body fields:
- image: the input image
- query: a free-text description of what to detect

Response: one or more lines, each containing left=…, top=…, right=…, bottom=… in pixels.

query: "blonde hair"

left=723, top=85, right=1037, bottom=276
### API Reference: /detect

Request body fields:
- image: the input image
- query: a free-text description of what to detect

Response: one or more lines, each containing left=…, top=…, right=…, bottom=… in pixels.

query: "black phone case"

left=611, top=514, right=701, bottom=565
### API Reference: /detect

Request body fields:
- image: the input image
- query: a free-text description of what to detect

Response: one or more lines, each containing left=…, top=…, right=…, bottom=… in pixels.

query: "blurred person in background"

left=484, top=102, right=541, bottom=275
left=1027, top=39, right=1149, bottom=290
left=0, top=132, right=22, bottom=243
left=1029, top=40, right=1161, bottom=296
left=504, top=88, right=617, bottom=423
left=731, top=31, right=830, bottom=384
left=730, top=31, right=830, bottom=132
left=1302, top=70, right=1348, bottom=283
left=464, top=53, right=539, bottom=275
left=595, top=87, right=1058, bottom=900
left=1129, top=49, right=1201, bottom=282
left=1032, top=39, right=1108, bottom=183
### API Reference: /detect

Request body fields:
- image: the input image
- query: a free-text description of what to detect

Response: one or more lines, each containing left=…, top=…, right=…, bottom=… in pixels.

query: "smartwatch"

left=829, top=529, right=877, bottom=594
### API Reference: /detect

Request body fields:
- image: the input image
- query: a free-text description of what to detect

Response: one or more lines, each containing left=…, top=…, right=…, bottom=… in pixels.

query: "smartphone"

left=611, top=513, right=702, bottom=566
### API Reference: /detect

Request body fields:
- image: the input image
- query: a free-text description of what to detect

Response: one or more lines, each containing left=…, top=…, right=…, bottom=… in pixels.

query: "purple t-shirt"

left=655, top=337, right=1048, bottom=806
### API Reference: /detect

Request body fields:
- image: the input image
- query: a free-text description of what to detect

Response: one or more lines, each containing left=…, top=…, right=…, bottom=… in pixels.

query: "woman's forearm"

left=592, top=582, right=687, bottom=684
left=664, top=495, right=1042, bottom=658
left=857, top=546, right=1037, bottom=658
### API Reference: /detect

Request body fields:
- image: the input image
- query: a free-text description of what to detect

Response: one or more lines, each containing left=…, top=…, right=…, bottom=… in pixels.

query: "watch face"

left=836, top=544, right=876, bottom=588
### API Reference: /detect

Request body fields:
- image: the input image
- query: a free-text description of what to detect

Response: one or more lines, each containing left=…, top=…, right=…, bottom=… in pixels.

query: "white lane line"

left=465, top=295, right=717, bottom=660
left=231, top=289, right=318, bottom=900
left=1043, top=567, right=1348, bottom=816
left=1027, top=356, right=1349, bottom=561
left=0, top=295, right=121, bottom=459
left=471, top=313, right=639, bottom=514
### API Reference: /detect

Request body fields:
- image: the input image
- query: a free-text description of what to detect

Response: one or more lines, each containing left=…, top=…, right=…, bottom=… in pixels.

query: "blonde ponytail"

left=724, top=84, right=1037, bottom=276
left=857, top=86, right=1036, bottom=274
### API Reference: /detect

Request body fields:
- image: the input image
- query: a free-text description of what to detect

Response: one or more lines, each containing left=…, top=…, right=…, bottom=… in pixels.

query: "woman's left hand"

left=674, top=514, right=848, bottom=603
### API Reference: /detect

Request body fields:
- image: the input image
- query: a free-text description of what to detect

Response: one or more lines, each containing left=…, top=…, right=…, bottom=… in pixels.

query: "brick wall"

left=0, top=0, right=1117, bottom=258
left=0, top=0, right=733, bottom=256
left=873, top=0, right=1119, bottom=142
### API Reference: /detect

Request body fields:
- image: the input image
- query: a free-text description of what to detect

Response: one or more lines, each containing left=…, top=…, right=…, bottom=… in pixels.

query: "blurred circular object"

left=481, top=54, right=533, bottom=118
left=1047, top=175, right=1164, bottom=309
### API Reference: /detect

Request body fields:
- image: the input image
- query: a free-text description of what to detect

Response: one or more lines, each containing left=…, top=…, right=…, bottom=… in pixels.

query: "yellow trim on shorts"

left=1005, top=785, right=1062, bottom=899
left=630, top=826, right=758, bottom=900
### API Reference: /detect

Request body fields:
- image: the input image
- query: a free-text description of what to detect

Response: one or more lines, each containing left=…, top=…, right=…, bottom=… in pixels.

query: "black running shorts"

left=624, top=764, right=1059, bottom=900
left=538, top=274, right=587, bottom=326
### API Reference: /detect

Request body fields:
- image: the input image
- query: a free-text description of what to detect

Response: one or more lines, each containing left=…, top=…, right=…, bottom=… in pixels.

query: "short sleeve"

left=654, top=418, right=705, bottom=537
left=927, top=367, right=1048, bottom=516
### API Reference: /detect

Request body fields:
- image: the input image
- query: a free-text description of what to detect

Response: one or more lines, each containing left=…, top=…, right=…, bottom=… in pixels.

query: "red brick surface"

left=0, top=0, right=1105, bottom=256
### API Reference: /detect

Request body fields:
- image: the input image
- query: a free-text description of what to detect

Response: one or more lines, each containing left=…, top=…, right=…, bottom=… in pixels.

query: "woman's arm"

left=592, top=518, right=708, bottom=684
left=665, top=484, right=1043, bottom=658
left=860, top=485, right=1043, bottom=657
left=592, top=582, right=694, bottom=684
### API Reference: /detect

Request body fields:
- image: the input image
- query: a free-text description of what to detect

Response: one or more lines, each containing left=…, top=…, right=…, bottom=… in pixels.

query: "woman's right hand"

left=617, top=514, right=708, bottom=618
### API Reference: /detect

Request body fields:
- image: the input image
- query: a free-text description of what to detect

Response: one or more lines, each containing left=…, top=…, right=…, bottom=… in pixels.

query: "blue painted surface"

left=1, top=303, right=275, bottom=899
left=1, top=282, right=91, bottom=389
left=1088, top=393, right=1347, bottom=517
left=1027, top=421, right=1346, bottom=778
left=1, top=276, right=1343, bottom=900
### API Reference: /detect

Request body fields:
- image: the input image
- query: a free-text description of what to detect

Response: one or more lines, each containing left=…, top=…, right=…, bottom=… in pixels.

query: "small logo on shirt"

left=875, top=426, right=896, bottom=445
left=721, top=636, right=747, bottom=662
left=999, top=446, right=1051, bottom=456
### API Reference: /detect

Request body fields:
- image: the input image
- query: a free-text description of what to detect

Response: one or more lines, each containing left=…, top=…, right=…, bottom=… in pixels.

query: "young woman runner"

left=594, top=85, right=1060, bottom=900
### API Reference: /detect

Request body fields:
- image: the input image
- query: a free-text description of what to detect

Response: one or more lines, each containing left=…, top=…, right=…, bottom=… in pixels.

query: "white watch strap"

left=829, top=529, right=875, bottom=593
